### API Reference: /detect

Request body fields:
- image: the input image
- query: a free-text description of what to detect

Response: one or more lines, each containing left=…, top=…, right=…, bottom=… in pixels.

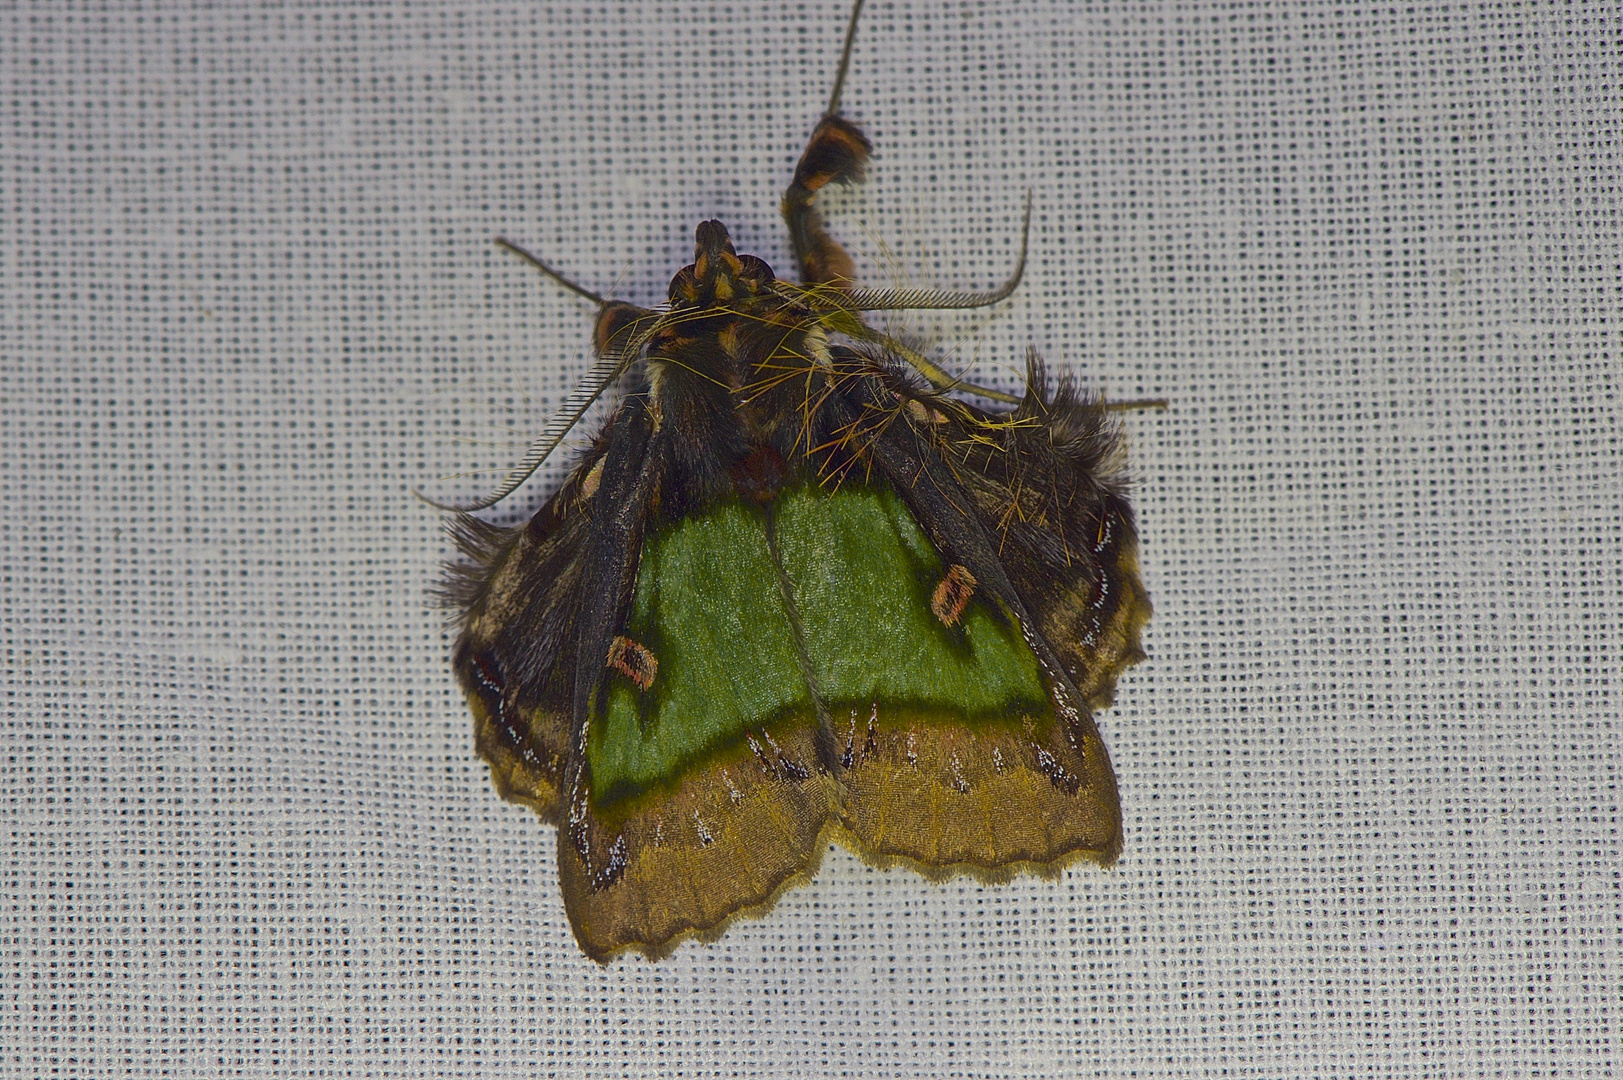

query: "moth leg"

left=782, top=114, right=872, bottom=288
left=782, top=0, right=872, bottom=287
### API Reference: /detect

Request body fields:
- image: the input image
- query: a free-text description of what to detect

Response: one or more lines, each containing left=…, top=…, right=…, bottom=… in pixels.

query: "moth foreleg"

left=782, top=114, right=872, bottom=288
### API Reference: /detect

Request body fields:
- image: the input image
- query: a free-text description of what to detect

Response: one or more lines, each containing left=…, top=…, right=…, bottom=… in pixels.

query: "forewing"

left=446, top=445, right=607, bottom=819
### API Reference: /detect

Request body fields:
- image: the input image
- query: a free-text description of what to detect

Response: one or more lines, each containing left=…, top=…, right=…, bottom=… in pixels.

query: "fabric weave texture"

left=3, top=1, right=1618, bottom=1076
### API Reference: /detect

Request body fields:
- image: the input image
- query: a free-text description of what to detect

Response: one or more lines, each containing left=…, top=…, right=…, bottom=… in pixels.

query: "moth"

left=435, top=0, right=1152, bottom=961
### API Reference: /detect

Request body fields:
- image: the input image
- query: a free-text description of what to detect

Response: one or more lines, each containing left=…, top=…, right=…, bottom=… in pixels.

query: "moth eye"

left=667, top=266, right=700, bottom=305
left=737, top=254, right=772, bottom=285
left=930, top=564, right=979, bottom=627
left=593, top=301, right=649, bottom=356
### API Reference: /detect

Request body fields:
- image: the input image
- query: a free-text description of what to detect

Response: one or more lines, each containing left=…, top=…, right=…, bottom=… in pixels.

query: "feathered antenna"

left=417, top=238, right=655, bottom=513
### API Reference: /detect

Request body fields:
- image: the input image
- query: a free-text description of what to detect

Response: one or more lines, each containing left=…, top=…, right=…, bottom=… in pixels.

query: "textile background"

left=4, top=1, right=1618, bottom=1075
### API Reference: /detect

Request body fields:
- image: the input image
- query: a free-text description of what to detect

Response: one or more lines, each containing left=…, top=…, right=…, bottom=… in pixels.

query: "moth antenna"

left=838, top=190, right=1032, bottom=312
left=416, top=351, right=628, bottom=513
left=868, top=331, right=1024, bottom=405
left=824, top=0, right=867, bottom=117
left=416, top=336, right=647, bottom=512
left=1014, top=347, right=1167, bottom=414
left=495, top=236, right=609, bottom=307
left=418, top=239, right=665, bottom=512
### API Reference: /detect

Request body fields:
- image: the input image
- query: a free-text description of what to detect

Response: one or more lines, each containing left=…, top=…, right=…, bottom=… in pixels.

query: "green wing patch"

left=590, top=483, right=1054, bottom=805
left=775, top=483, right=1048, bottom=713
left=591, top=500, right=807, bottom=802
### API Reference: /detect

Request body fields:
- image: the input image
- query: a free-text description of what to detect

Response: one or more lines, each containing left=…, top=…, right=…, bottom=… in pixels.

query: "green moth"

left=436, top=0, right=1151, bottom=961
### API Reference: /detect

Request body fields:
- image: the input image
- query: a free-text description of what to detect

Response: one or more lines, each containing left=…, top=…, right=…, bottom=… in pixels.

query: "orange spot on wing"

left=607, top=636, right=658, bottom=691
left=930, top=564, right=978, bottom=627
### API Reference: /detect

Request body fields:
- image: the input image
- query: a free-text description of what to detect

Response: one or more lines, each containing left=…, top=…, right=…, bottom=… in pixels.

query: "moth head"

left=668, top=220, right=775, bottom=309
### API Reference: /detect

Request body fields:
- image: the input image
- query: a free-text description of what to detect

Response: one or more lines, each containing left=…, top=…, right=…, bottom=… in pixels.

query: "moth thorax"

left=729, top=444, right=790, bottom=503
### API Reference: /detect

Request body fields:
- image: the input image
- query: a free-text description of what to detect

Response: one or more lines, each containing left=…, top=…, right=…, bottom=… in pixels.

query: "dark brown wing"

left=440, top=432, right=607, bottom=821
left=952, top=358, right=1152, bottom=710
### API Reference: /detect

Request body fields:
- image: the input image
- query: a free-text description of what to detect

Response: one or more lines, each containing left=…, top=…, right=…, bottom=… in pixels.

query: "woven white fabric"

left=4, top=1, right=1618, bottom=1076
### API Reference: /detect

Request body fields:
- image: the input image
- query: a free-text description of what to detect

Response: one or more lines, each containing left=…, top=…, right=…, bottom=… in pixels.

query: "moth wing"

left=445, top=469, right=601, bottom=820
left=835, top=700, right=1120, bottom=870
left=809, top=365, right=1137, bottom=868
left=558, top=722, right=838, bottom=962
left=554, top=404, right=841, bottom=961
left=954, top=371, right=1152, bottom=711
